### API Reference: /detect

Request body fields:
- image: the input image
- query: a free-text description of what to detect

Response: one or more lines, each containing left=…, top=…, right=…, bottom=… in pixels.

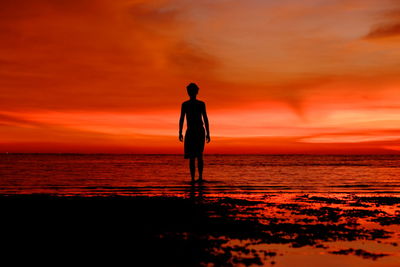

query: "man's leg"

left=198, top=155, right=203, bottom=181
left=189, top=158, right=196, bottom=181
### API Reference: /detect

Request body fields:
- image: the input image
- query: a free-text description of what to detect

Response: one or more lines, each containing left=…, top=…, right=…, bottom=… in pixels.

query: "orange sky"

left=1, top=0, right=400, bottom=153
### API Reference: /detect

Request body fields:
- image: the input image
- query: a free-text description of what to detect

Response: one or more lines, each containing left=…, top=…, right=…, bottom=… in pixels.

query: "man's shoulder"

left=182, top=100, right=205, bottom=104
left=182, top=100, right=205, bottom=106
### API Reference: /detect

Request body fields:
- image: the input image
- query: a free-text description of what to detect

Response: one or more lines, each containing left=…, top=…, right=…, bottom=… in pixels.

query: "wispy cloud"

left=364, top=22, right=400, bottom=39
left=364, top=6, right=400, bottom=39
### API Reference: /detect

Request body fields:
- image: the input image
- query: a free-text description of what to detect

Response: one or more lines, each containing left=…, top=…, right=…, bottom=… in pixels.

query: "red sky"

left=1, top=0, right=400, bottom=153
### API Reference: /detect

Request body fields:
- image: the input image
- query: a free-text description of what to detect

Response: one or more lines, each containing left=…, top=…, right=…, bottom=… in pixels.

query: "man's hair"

left=186, top=83, right=199, bottom=96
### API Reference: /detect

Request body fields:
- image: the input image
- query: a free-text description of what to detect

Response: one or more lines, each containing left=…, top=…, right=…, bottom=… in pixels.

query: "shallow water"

left=0, top=154, right=399, bottom=195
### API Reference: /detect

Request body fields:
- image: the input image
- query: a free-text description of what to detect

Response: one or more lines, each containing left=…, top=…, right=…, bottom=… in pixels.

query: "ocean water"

left=0, top=154, right=399, bottom=195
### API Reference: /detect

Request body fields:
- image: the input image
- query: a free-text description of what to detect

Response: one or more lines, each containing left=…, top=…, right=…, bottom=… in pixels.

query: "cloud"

left=364, top=6, right=400, bottom=39
left=0, top=0, right=221, bottom=112
left=300, top=129, right=400, bottom=144
left=167, top=42, right=220, bottom=79
left=364, top=23, right=400, bottom=39
left=0, top=113, right=43, bottom=127
left=1, top=0, right=399, bottom=114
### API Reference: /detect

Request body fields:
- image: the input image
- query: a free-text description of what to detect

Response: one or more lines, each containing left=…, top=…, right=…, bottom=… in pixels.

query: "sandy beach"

left=2, top=192, right=399, bottom=266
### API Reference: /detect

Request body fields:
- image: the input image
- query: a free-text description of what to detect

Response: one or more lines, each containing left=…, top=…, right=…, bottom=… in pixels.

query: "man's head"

left=186, top=83, right=199, bottom=98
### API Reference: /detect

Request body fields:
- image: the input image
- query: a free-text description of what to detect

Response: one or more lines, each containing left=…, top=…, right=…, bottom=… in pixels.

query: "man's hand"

left=179, top=133, right=183, bottom=142
left=206, top=134, right=211, bottom=143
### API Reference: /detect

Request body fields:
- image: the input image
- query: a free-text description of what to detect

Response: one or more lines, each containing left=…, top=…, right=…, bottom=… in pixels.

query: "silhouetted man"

left=179, top=83, right=210, bottom=183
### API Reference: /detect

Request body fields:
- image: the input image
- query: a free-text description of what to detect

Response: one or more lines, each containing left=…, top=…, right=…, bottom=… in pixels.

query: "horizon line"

left=2, top=152, right=400, bottom=156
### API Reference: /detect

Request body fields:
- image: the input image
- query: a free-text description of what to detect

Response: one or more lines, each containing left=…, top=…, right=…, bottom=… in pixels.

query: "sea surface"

left=0, top=154, right=399, bottom=195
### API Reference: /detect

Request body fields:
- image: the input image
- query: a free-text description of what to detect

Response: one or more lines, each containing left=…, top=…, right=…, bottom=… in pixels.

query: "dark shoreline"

left=2, top=194, right=399, bottom=266
left=2, top=153, right=400, bottom=155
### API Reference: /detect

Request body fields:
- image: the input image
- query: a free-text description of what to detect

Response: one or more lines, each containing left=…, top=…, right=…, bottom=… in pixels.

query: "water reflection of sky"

left=185, top=193, right=400, bottom=266
left=1, top=155, right=400, bottom=195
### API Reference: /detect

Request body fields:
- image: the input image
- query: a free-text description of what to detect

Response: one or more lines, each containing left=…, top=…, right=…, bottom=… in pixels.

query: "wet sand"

left=1, top=192, right=399, bottom=266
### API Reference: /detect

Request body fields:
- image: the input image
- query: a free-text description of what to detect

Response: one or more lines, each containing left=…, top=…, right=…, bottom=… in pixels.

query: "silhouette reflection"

left=188, top=183, right=205, bottom=200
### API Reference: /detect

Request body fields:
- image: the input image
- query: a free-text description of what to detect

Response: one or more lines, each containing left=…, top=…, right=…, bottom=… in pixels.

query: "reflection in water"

left=188, top=183, right=205, bottom=200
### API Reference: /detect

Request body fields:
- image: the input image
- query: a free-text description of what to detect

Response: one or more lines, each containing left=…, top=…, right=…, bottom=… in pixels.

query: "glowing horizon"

left=1, top=0, right=400, bottom=153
